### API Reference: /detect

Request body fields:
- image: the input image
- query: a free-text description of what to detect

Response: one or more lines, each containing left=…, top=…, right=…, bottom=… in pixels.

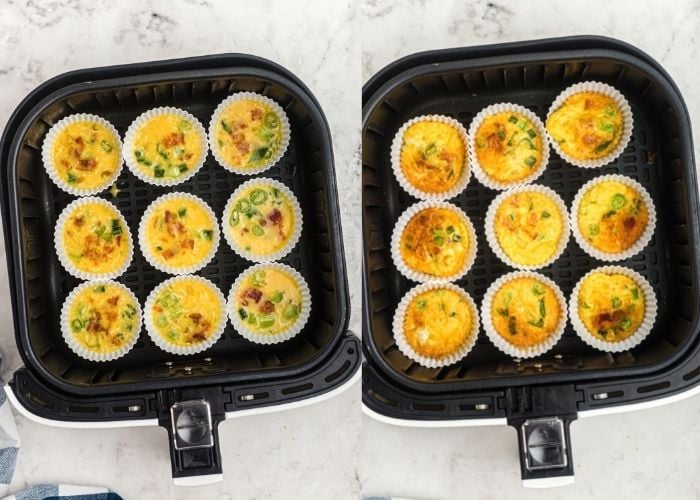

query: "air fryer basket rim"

left=362, top=36, right=700, bottom=403
left=1, top=54, right=353, bottom=399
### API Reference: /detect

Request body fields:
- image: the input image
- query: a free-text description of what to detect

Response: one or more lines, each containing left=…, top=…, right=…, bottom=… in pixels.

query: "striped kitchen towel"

left=0, top=384, right=121, bottom=500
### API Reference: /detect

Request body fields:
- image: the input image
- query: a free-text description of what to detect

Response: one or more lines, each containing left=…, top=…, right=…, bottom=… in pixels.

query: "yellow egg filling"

left=213, top=100, right=283, bottom=169
left=51, top=121, right=120, bottom=190
left=233, top=268, right=303, bottom=335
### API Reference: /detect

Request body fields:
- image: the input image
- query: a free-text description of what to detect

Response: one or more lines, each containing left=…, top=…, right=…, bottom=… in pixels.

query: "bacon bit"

left=77, top=158, right=97, bottom=171
left=584, top=98, right=595, bottom=110
left=231, top=132, right=250, bottom=154
left=116, top=235, right=122, bottom=246
left=73, top=216, right=85, bottom=227
left=188, top=312, right=203, bottom=324
left=163, top=132, right=185, bottom=147
left=527, top=211, right=538, bottom=226
left=242, top=228, right=249, bottom=233
left=251, top=108, right=263, bottom=120
left=593, top=310, right=626, bottom=330
left=107, top=295, right=120, bottom=306
left=112, top=337, right=122, bottom=346
left=623, top=217, right=636, bottom=230
left=180, top=239, right=194, bottom=250
left=200, top=320, right=211, bottom=332
left=192, top=332, right=206, bottom=341
left=582, top=134, right=597, bottom=145
left=431, top=245, right=442, bottom=255
left=154, top=305, right=163, bottom=313
left=487, top=133, right=503, bottom=152
left=244, top=288, right=263, bottom=303
left=106, top=312, right=117, bottom=322
left=438, top=151, right=455, bottom=163
left=162, top=249, right=175, bottom=259
left=184, top=153, right=193, bottom=160
left=87, top=311, right=102, bottom=332
left=165, top=210, right=174, bottom=223
left=268, top=209, right=282, bottom=225
left=259, top=219, right=267, bottom=226
left=260, top=300, right=275, bottom=314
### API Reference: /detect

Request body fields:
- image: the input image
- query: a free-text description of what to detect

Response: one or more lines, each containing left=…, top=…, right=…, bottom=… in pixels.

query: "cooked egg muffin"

left=141, top=194, right=218, bottom=273
left=399, top=206, right=472, bottom=279
left=224, top=180, right=299, bottom=260
left=576, top=179, right=650, bottom=254
left=232, top=267, right=305, bottom=337
left=398, top=120, right=466, bottom=194
left=490, top=277, right=562, bottom=348
left=148, top=277, right=224, bottom=348
left=57, top=199, right=131, bottom=278
left=547, top=91, right=624, bottom=161
left=64, top=282, right=140, bottom=357
left=212, top=97, right=284, bottom=171
left=577, top=271, right=644, bottom=342
left=48, top=118, right=121, bottom=192
left=474, top=111, right=545, bottom=183
left=403, top=288, right=475, bottom=359
left=129, top=112, right=205, bottom=182
left=492, top=190, right=566, bottom=267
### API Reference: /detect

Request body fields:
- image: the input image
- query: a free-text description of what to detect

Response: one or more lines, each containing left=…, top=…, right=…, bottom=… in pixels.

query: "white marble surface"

left=360, top=0, right=700, bottom=499
left=0, top=1, right=360, bottom=498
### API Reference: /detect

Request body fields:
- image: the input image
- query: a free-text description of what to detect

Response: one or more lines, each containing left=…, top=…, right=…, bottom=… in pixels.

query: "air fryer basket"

left=362, top=36, right=700, bottom=483
left=0, top=54, right=359, bottom=482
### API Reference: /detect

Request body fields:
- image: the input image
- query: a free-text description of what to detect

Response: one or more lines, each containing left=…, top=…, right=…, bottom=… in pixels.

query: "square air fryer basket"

left=0, top=54, right=360, bottom=482
left=362, top=36, right=700, bottom=484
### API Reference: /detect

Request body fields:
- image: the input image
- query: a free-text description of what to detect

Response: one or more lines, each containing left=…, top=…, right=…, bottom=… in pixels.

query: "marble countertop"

left=0, top=0, right=360, bottom=498
left=360, top=1, right=700, bottom=499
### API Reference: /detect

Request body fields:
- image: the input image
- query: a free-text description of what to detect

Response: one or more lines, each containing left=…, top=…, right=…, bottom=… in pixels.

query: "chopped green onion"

left=67, top=172, right=78, bottom=184
left=539, top=298, right=546, bottom=318
left=252, top=225, right=264, bottom=236
left=496, top=129, right=506, bottom=140
left=154, top=167, right=165, bottom=178
left=270, top=291, right=284, bottom=303
left=238, top=308, right=248, bottom=320
left=100, top=140, right=113, bottom=153
left=236, top=199, right=251, bottom=213
left=258, top=315, right=275, bottom=328
left=508, top=115, right=518, bottom=124
left=264, top=113, right=279, bottom=128
left=527, top=129, right=536, bottom=138
left=94, top=285, right=106, bottom=293
left=524, top=155, right=537, bottom=168
left=541, top=211, right=551, bottom=219
left=71, top=319, right=83, bottom=332
left=249, top=147, right=270, bottom=164
left=532, top=283, right=545, bottom=296
left=178, top=120, right=192, bottom=132
left=595, top=140, right=612, bottom=153
left=611, top=193, right=627, bottom=210
left=508, top=316, right=517, bottom=335
left=283, top=303, right=300, bottom=320
left=220, top=120, right=232, bottom=133
left=201, top=229, right=214, bottom=240
left=250, top=189, right=268, bottom=205
left=619, top=318, right=632, bottom=330
left=111, top=219, right=122, bottom=236
left=612, top=297, right=622, bottom=309
left=178, top=207, right=187, bottom=217
left=229, top=210, right=240, bottom=226
left=177, top=163, right=188, bottom=173
left=631, top=287, right=639, bottom=299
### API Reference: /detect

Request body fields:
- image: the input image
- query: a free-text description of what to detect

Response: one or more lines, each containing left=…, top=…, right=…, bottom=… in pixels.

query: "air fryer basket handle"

left=505, top=384, right=579, bottom=486
left=158, top=391, right=226, bottom=483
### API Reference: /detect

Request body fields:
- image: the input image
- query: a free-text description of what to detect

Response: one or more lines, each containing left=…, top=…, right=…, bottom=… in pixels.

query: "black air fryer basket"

left=362, top=36, right=700, bottom=485
left=0, top=54, right=360, bottom=484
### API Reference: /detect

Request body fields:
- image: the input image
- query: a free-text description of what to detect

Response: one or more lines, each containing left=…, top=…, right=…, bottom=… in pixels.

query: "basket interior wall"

left=363, top=57, right=697, bottom=388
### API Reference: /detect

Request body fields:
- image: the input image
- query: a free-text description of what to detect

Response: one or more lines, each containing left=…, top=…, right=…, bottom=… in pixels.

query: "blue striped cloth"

left=0, top=385, right=121, bottom=500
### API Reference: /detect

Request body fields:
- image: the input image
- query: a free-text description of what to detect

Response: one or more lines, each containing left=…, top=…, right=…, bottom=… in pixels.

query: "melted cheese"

left=51, top=121, right=120, bottom=190
left=493, top=191, right=564, bottom=266
left=234, top=268, right=303, bottom=335
left=400, top=121, right=465, bottom=193
left=67, top=283, right=139, bottom=353
left=226, top=184, right=296, bottom=255
left=491, top=277, right=561, bottom=348
left=143, top=197, right=216, bottom=269
left=403, top=288, right=473, bottom=359
left=61, top=202, right=130, bottom=274
left=474, top=112, right=544, bottom=183
left=131, top=114, right=204, bottom=180
left=578, top=272, right=644, bottom=342
left=399, top=207, right=471, bottom=277
left=151, top=278, right=223, bottom=346
left=546, top=92, right=624, bottom=160
left=577, top=180, right=649, bottom=253
left=213, top=100, right=283, bottom=169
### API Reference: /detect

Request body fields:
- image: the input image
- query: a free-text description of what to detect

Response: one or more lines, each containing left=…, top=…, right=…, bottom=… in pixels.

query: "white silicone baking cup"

left=208, top=92, right=291, bottom=175
left=484, top=184, right=570, bottom=270
left=54, top=197, right=133, bottom=281
left=569, top=265, right=657, bottom=352
left=144, top=275, right=227, bottom=355
left=468, top=103, right=550, bottom=190
left=138, top=192, right=219, bottom=275
left=123, top=107, right=208, bottom=186
left=546, top=81, right=633, bottom=168
left=390, top=114, right=471, bottom=201
left=570, top=174, right=656, bottom=262
left=61, top=280, right=142, bottom=362
left=392, top=282, right=480, bottom=368
left=227, top=262, right=311, bottom=345
left=481, top=271, right=568, bottom=359
left=41, top=113, right=123, bottom=196
left=221, top=178, right=302, bottom=263
left=390, top=200, right=477, bottom=283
